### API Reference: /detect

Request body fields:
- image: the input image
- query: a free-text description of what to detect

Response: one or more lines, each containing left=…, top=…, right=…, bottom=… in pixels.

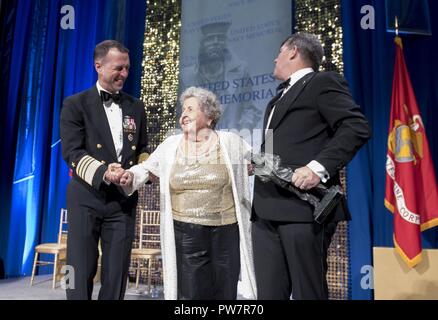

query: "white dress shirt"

left=265, top=68, right=330, bottom=183
left=265, top=67, right=314, bottom=132
left=96, top=81, right=123, bottom=162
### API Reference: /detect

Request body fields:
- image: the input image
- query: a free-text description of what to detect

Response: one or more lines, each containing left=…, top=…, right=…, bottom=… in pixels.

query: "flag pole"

left=394, top=16, right=402, bottom=48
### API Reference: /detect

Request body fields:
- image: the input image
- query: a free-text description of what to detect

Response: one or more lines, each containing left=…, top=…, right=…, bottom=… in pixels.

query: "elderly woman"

left=119, top=86, right=256, bottom=300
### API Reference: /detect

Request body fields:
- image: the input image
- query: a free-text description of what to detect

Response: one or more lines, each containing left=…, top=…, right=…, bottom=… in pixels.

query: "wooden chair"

left=94, top=240, right=103, bottom=283
left=130, top=210, right=161, bottom=293
left=30, top=208, right=68, bottom=289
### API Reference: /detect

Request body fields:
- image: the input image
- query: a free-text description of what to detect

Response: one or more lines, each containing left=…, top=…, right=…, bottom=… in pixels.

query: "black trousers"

left=65, top=181, right=136, bottom=300
left=174, top=220, right=240, bottom=300
left=252, top=216, right=337, bottom=300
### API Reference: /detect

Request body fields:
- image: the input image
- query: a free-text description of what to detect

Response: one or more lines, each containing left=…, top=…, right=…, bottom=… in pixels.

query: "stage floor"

left=0, top=275, right=163, bottom=300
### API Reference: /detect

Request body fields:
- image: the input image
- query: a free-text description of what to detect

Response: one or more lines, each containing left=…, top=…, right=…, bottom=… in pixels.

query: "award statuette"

left=250, top=153, right=344, bottom=224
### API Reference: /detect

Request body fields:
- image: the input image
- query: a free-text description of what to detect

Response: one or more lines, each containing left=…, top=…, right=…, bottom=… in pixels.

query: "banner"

left=385, top=37, right=438, bottom=268
left=178, top=0, right=292, bottom=131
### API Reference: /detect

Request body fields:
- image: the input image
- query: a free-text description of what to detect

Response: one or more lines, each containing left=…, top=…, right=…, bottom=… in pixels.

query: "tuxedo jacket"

left=252, top=71, right=371, bottom=223
left=60, top=86, right=149, bottom=212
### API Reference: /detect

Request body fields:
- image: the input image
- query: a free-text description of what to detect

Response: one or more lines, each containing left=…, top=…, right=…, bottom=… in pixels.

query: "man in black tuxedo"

left=252, top=33, right=371, bottom=300
left=60, top=40, right=149, bottom=300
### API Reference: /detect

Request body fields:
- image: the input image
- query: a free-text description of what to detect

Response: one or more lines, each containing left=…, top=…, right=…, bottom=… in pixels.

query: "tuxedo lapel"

left=263, top=91, right=283, bottom=131
left=86, top=87, right=118, bottom=162
left=263, top=72, right=316, bottom=144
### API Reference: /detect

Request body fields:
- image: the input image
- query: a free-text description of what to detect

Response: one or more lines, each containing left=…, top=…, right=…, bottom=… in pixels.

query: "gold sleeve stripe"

left=77, top=156, right=93, bottom=178
left=138, top=152, right=150, bottom=164
left=76, top=155, right=103, bottom=186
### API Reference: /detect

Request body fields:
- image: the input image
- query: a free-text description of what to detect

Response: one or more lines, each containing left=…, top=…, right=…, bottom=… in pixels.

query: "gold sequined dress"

left=170, top=143, right=237, bottom=226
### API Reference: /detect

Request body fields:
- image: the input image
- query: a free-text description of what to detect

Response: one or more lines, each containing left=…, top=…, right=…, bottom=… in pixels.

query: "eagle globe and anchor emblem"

left=387, top=107, right=424, bottom=164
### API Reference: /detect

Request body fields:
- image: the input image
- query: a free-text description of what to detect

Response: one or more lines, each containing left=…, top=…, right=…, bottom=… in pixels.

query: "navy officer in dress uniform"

left=60, top=40, right=149, bottom=300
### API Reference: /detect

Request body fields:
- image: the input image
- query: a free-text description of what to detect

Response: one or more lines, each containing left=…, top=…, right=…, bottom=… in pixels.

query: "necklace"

left=177, top=132, right=219, bottom=164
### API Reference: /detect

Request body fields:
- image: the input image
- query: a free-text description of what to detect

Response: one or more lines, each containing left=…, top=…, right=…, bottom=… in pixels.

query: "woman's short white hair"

left=180, top=86, right=223, bottom=129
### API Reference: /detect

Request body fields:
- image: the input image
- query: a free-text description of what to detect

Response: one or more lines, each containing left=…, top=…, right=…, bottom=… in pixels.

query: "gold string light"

left=132, top=0, right=182, bottom=288
left=137, top=0, right=181, bottom=212
left=295, top=0, right=349, bottom=300
left=295, top=0, right=344, bottom=73
left=140, top=0, right=181, bottom=149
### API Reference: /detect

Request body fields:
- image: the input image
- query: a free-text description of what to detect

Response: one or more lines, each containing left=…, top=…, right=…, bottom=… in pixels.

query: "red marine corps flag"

left=385, top=36, right=438, bottom=268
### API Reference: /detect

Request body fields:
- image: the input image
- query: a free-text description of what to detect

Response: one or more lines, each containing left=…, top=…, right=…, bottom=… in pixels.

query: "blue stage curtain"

left=342, top=0, right=438, bottom=299
left=0, top=0, right=146, bottom=277
left=0, top=0, right=20, bottom=277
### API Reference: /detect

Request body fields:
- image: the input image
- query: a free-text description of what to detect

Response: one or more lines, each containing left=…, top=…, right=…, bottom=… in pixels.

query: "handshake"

left=104, top=163, right=134, bottom=186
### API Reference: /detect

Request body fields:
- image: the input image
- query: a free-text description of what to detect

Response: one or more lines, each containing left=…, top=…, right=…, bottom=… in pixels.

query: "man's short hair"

left=94, top=40, right=129, bottom=62
left=282, top=32, right=324, bottom=71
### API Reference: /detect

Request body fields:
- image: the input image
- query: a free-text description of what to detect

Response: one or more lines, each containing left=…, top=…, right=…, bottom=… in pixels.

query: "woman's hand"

left=120, top=171, right=134, bottom=187
left=247, top=163, right=254, bottom=176
left=149, top=172, right=159, bottom=183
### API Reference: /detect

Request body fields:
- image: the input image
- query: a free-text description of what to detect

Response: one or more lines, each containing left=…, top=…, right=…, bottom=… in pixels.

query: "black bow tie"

left=100, top=91, right=122, bottom=103
left=276, top=79, right=290, bottom=93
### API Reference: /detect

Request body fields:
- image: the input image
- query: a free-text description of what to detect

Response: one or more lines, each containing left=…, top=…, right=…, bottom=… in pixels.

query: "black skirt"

left=173, top=220, right=240, bottom=300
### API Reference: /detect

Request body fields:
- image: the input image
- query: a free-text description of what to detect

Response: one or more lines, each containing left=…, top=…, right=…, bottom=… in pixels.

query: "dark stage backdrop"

left=0, top=0, right=146, bottom=277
